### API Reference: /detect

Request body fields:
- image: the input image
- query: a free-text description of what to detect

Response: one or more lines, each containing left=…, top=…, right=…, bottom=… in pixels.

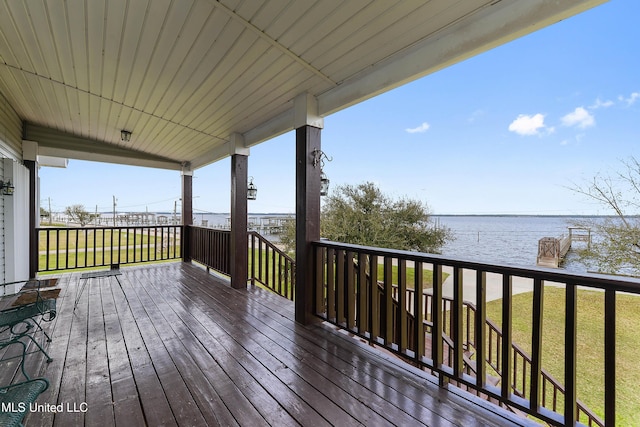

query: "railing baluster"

left=57, top=229, right=60, bottom=270
left=604, top=289, right=616, bottom=426
left=251, top=233, right=256, bottom=286
left=398, top=259, right=407, bottom=353
left=432, top=264, right=443, bottom=384
left=125, top=228, right=130, bottom=264
left=501, top=274, right=513, bottom=399
left=452, top=267, right=464, bottom=377
left=383, top=256, right=393, bottom=346
left=565, top=283, right=578, bottom=425
left=65, top=229, right=69, bottom=269
left=45, top=230, right=50, bottom=271
left=414, top=261, right=424, bottom=364
left=357, top=252, right=367, bottom=334
left=530, top=278, right=544, bottom=412
left=336, top=249, right=346, bottom=326
left=475, top=270, right=487, bottom=390
left=369, top=255, right=379, bottom=343
left=327, top=248, right=336, bottom=321
left=74, top=229, right=79, bottom=268
left=314, top=245, right=324, bottom=315
left=346, top=251, right=355, bottom=331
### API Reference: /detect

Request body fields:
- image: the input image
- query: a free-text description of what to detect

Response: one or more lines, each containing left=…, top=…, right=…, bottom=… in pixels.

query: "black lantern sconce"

left=247, top=177, right=257, bottom=200
left=312, top=149, right=332, bottom=196
left=0, top=179, right=14, bottom=196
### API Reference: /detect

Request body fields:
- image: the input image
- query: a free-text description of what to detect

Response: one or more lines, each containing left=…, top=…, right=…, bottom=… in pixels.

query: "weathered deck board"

left=4, top=262, right=538, bottom=427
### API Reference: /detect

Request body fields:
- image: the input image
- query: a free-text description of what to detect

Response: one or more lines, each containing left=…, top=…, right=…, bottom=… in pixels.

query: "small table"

left=74, top=268, right=123, bottom=311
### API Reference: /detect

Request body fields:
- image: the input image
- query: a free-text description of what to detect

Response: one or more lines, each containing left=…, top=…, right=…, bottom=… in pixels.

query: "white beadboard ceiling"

left=0, top=0, right=606, bottom=170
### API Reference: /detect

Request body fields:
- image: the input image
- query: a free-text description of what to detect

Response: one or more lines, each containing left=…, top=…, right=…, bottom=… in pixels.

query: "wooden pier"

left=536, top=227, right=591, bottom=268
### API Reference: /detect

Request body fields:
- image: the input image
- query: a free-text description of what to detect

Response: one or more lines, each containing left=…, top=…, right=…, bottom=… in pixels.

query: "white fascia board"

left=317, top=0, right=607, bottom=116
left=243, top=108, right=294, bottom=148
left=38, top=155, right=69, bottom=168
left=190, top=142, right=233, bottom=170
left=37, top=146, right=182, bottom=170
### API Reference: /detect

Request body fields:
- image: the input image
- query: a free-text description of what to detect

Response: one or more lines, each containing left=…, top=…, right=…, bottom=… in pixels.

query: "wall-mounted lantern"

left=0, top=179, right=14, bottom=195
left=312, top=149, right=332, bottom=196
left=247, top=177, right=257, bottom=200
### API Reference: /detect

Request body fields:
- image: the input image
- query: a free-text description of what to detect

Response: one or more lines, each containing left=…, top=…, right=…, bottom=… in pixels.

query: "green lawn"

left=39, top=245, right=182, bottom=271
left=485, top=287, right=640, bottom=426
left=375, top=263, right=448, bottom=288
left=38, top=228, right=164, bottom=251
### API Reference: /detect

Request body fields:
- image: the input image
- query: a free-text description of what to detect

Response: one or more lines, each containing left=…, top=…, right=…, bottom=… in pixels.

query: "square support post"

left=230, top=154, right=248, bottom=289
left=25, top=160, right=38, bottom=279
left=181, top=168, right=193, bottom=262
left=295, top=125, right=322, bottom=324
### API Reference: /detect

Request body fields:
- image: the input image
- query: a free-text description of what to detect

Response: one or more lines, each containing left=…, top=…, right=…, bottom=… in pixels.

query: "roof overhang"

left=0, top=0, right=607, bottom=170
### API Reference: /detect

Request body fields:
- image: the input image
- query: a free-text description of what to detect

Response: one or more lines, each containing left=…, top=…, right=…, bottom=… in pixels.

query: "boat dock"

left=536, top=227, right=591, bottom=268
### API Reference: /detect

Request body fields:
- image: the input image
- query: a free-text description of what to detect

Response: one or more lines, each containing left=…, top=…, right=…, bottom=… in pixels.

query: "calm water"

left=191, top=213, right=591, bottom=273
left=436, top=215, right=590, bottom=272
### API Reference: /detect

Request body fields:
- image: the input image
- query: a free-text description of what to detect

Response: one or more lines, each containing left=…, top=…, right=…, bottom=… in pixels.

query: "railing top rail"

left=188, top=225, right=230, bottom=233
left=37, top=225, right=182, bottom=230
left=313, top=239, right=640, bottom=293
left=249, top=231, right=294, bottom=263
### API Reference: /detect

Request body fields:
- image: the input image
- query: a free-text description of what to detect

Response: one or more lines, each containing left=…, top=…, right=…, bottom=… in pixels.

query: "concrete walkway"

left=440, top=266, right=535, bottom=304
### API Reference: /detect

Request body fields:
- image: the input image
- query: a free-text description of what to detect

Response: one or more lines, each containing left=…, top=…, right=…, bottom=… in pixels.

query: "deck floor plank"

left=122, top=272, right=239, bottom=427
left=85, top=277, right=116, bottom=426
left=181, top=268, right=469, bottom=426
left=97, top=272, right=177, bottom=427
left=103, top=278, right=151, bottom=425
left=134, top=268, right=321, bottom=427
left=164, top=269, right=420, bottom=427
left=9, top=262, right=538, bottom=427
left=112, top=275, right=209, bottom=427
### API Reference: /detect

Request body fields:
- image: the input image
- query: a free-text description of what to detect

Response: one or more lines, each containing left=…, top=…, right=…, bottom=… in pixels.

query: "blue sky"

left=40, top=0, right=639, bottom=216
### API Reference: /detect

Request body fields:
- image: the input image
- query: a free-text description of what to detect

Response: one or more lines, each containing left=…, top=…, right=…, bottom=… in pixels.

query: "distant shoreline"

left=83, top=212, right=622, bottom=218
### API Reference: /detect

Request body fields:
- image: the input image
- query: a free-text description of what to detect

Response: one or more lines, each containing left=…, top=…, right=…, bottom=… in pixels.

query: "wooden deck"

left=3, top=262, right=537, bottom=426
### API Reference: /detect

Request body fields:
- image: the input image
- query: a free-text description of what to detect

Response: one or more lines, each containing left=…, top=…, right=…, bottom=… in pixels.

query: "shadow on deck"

left=3, top=263, right=536, bottom=426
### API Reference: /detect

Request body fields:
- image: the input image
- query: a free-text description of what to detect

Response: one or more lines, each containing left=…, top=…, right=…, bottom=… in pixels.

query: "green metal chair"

left=0, top=376, right=49, bottom=427
left=1, top=281, right=57, bottom=364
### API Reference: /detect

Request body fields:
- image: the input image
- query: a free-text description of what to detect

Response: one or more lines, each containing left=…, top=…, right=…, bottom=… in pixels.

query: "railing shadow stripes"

left=312, top=240, right=636, bottom=427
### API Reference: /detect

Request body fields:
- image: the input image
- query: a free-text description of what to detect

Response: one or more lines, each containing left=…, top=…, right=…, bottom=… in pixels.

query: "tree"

left=280, top=182, right=452, bottom=254
left=572, top=157, right=640, bottom=274
left=65, top=204, right=99, bottom=227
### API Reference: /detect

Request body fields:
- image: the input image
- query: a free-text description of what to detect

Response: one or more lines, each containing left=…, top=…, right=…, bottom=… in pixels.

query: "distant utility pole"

left=48, top=197, right=52, bottom=225
left=113, top=195, right=117, bottom=226
left=173, top=200, right=177, bottom=224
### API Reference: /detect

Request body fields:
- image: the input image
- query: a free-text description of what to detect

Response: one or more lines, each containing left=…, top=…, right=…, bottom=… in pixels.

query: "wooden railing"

left=37, top=226, right=181, bottom=272
left=312, top=239, right=640, bottom=427
left=249, top=231, right=295, bottom=300
left=405, top=290, right=603, bottom=427
left=187, top=226, right=231, bottom=276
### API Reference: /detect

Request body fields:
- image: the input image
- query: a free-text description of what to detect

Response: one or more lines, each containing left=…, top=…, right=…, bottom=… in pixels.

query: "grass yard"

left=38, top=228, right=167, bottom=251
left=486, top=287, right=640, bottom=426
left=375, top=263, right=448, bottom=288
left=39, top=244, right=182, bottom=271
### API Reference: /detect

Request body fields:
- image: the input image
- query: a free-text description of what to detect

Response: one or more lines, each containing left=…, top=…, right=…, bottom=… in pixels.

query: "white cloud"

left=405, top=122, right=430, bottom=134
left=590, top=98, right=614, bottom=109
left=561, top=107, right=595, bottom=129
left=508, top=113, right=547, bottom=136
left=619, top=92, right=640, bottom=106
left=467, top=109, right=485, bottom=123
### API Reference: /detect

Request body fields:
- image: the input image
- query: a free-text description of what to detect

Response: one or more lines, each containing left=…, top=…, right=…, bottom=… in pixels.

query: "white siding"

left=2, top=158, right=30, bottom=285
left=0, top=91, right=22, bottom=158
left=1, top=90, right=27, bottom=292
left=0, top=158, right=4, bottom=287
